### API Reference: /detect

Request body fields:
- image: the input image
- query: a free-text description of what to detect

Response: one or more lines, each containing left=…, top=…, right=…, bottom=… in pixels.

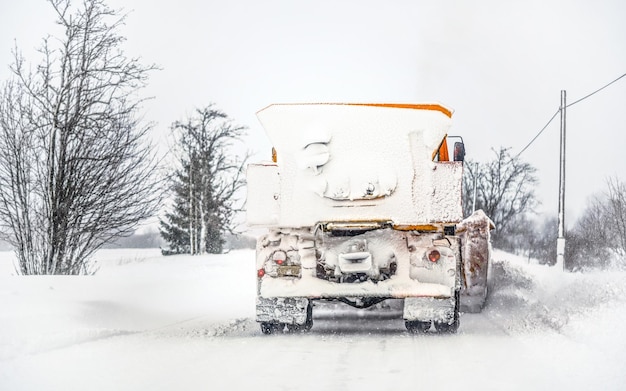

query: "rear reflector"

left=272, top=251, right=287, bottom=265
left=428, top=250, right=441, bottom=263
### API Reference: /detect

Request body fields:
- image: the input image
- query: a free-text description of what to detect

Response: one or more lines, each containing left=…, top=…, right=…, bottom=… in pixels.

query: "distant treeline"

left=0, top=232, right=256, bottom=252
left=102, top=231, right=256, bottom=251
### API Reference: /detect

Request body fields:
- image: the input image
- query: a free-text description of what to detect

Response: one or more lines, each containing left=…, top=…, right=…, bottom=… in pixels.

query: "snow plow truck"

left=247, top=103, right=492, bottom=334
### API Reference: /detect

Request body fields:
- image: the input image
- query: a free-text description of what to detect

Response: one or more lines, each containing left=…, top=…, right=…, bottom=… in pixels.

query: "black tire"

left=405, top=320, right=431, bottom=333
left=260, top=322, right=273, bottom=334
left=433, top=318, right=459, bottom=333
left=286, top=322, right=310, bottom=333
left=260, top=322, right=282, bottom=335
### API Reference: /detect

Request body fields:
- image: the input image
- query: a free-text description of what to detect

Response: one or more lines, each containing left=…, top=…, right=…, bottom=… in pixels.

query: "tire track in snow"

left=0, top=328, right=137, bottom=361
left=3, top=314, right=257, bottom=360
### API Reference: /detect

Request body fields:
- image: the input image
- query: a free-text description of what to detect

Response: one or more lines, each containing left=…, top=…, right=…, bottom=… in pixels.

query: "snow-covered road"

left=1, top=249, right=625, bottom=390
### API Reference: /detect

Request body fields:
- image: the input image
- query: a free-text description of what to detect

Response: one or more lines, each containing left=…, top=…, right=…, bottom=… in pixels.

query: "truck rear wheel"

left=433, top=318, right=459, bottom=333
left=286, top=321, right=311, bottom=333
left=260, top=322, right=282, bottom=335
left=405, top=320, right=431, bottom=333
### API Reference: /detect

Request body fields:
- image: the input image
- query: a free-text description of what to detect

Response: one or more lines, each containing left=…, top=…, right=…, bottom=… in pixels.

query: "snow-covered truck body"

left=247, top=103, right=491, bottom=334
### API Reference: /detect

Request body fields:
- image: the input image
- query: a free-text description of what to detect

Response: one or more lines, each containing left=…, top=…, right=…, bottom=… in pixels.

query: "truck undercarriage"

left=255, top=224, right=464, bottom=334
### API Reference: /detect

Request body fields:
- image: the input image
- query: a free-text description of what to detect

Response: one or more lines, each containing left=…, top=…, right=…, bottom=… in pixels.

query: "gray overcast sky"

left=1, top=0, right=625, bottom=226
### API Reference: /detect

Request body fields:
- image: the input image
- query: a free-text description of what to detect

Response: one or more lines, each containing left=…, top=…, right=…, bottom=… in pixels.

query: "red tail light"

left=257, top=268, right=265, bottom=278
left=428, top=250, right=441, bottom=263
left=272, top=251, right=287, bottom=265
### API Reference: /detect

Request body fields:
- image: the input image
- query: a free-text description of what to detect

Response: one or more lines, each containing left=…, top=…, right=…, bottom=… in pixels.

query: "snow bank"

left=0, top=249, right=256, bottom=360
left=487, top=250, right=626, bottom=335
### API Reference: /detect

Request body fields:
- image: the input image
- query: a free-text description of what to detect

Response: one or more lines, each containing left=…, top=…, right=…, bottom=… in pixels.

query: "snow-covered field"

left=1, top=248, right=625, bottom=390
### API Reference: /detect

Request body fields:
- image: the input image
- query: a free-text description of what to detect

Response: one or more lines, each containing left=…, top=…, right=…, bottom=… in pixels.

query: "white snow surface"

left=1, top=248, right=626, bottom=390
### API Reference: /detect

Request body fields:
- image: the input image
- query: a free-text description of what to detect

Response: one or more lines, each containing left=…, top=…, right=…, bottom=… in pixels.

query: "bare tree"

left=0, top=0, right=161, bottom=274
left=160, top=106, right=247, bottom=255
left=604, top=177, right=626, bottom=261
left=507, top=215, right=557, bottom=264
left=565, top=177, right=626, bottom=270
left=463, top=147, right=539, bottom=250
left=567, top=197, right=612, bottom=270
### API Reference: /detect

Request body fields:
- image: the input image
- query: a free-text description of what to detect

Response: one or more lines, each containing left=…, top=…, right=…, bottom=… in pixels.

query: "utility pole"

left=472, top=162, right=478, bottom=213
left=189, top=158, right=194, bottom=255
left=556, top=90, right=566, bottom=270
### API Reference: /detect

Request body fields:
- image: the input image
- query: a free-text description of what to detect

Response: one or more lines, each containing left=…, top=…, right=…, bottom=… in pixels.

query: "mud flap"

left=403, top=296, right=456, bottom=323
left=457, top=210, right=494, bottom=313
left=256, top=297, right=310, bottom=325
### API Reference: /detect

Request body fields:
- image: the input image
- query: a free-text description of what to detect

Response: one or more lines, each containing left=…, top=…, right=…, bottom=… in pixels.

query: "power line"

left=514, top=109, right=559, bottom=159
left=567, top=72, right=626, bottom=108
left=515, top=72, right=626, bottom=158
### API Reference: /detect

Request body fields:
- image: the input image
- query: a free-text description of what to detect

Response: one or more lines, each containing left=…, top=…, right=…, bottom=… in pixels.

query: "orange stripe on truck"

left=257, top=103, right=453, bottom=118
left=345, top=103, right=453, bottom=118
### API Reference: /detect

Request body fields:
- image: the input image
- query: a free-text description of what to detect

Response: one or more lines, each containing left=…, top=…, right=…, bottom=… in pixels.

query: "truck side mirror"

left=453, top=142, right=465, bottom=162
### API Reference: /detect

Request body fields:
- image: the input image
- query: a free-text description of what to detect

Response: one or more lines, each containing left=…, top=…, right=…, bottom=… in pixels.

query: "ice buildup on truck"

left=247, top=103, right=493, bottom=334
